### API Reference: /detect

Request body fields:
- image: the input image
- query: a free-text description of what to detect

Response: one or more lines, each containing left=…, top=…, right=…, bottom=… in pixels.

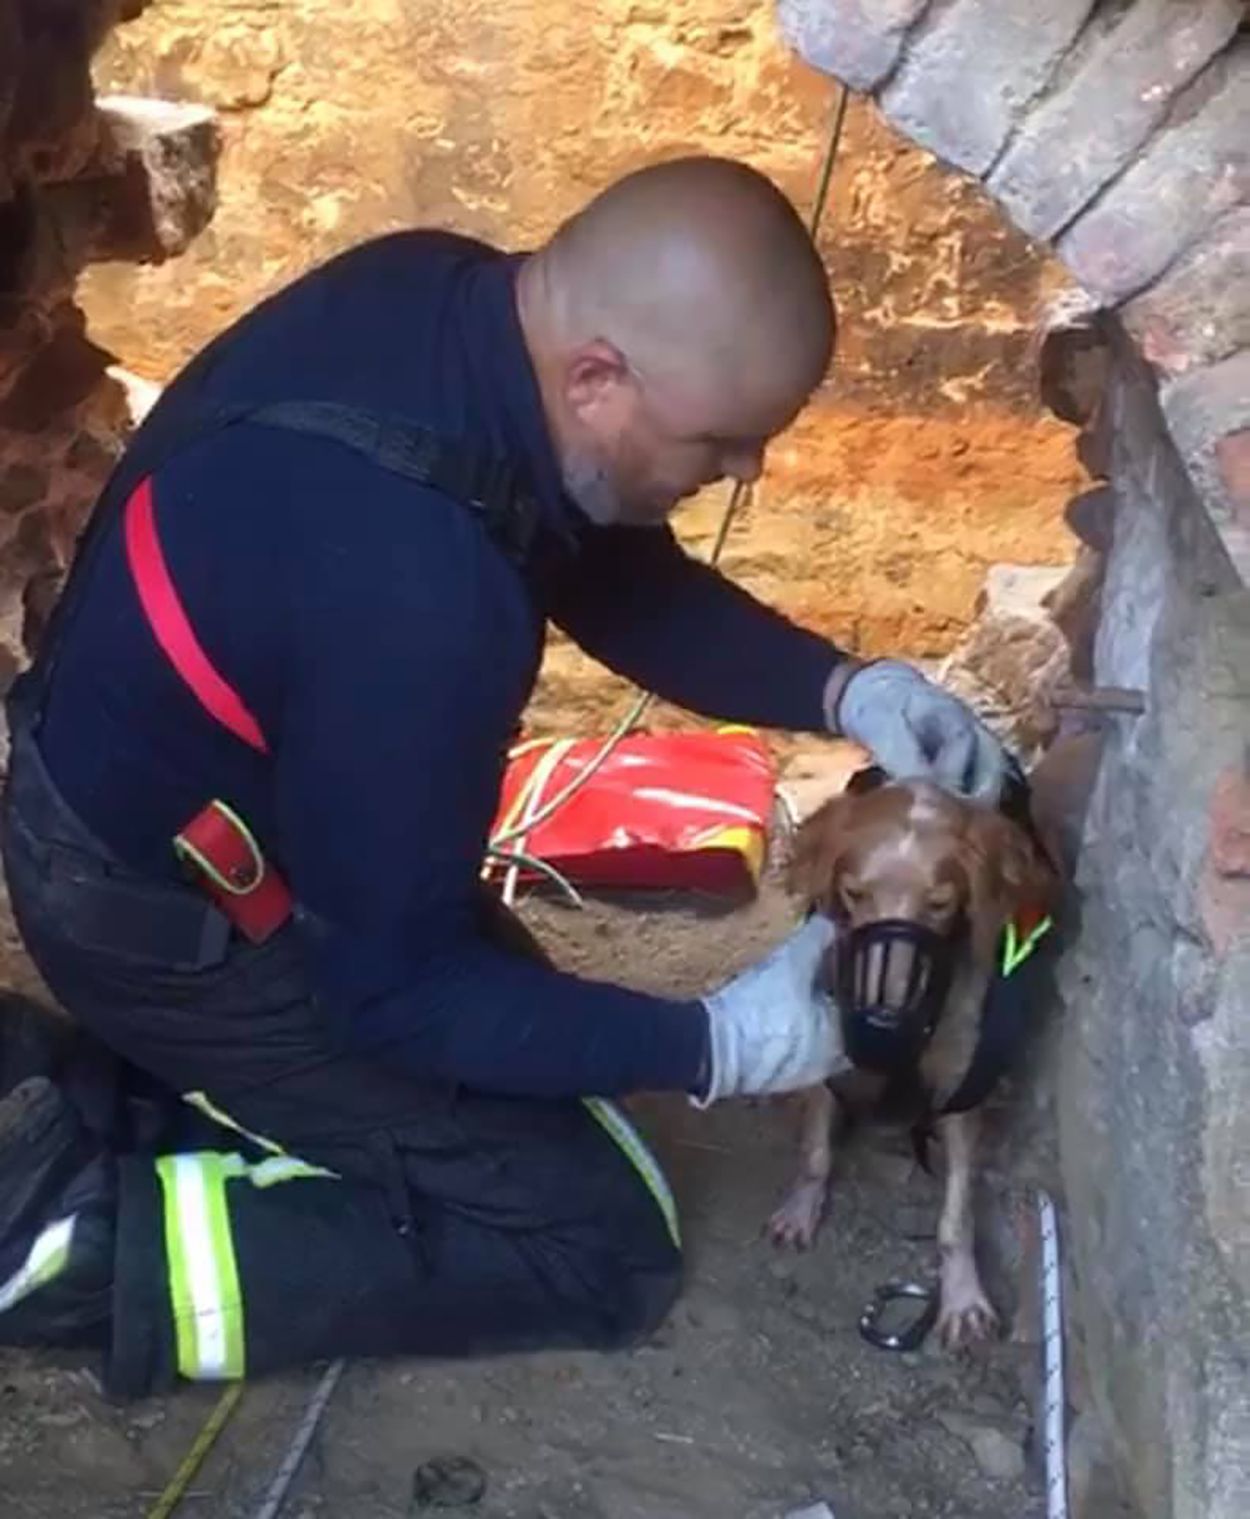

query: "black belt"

left=3, top=728, right=232, bottom=972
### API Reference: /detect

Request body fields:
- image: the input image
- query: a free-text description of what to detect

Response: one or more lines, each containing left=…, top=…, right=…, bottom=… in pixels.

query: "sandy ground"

left=0, top=851, right=1063, bottom=1519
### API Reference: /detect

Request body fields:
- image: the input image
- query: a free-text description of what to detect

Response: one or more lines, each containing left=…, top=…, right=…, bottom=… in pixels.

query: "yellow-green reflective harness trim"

left=1001, top=914, right=1054, bottom=977
left=582, top=1097, right=680, bottom=1248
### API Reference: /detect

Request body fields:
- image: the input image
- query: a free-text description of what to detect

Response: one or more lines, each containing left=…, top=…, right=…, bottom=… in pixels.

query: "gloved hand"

left=829, top=658, right=1007, bottom=802
left=695, top=914, right=848, bottom=1107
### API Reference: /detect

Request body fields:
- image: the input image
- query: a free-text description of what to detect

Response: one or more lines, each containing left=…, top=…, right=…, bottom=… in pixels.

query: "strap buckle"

left=174, top=800, right=293, bottom=944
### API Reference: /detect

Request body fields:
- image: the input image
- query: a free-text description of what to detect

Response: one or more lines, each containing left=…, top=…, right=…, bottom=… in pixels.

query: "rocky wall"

left=779, top=5, right=1249, bottom=1515
left=1056, top=323, right=1250, bottom=1519
left=0, top=0, right=218, bottom=726
left=80, top=0, right=1086, bottom=707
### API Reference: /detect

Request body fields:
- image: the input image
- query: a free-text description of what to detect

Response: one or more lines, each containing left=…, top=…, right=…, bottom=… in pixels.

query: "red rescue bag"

left=487, top=727, right=776, bottom=896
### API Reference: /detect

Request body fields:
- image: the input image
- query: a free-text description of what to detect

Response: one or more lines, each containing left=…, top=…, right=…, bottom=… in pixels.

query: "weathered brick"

left=1121, top=207, right=1250, bottom=381
left=777, top=0, right=931, bottom=93
left=1200, top=767, right=1250, bottom=952
left=880, top=0, right=1094, bottom=177
left=1210, top=767, right=1250, bottom=879
left=1161, top=351, right=1250, bottom=527
left=1216, top=431, right=1250, bottom=520
left=1058, top=38, right=1249, bottom=304
left=990, top=0, right=1242, bottom=240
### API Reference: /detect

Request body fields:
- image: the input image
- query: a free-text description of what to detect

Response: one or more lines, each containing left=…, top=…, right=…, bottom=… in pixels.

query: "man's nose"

left=723, top=444, right=765, bottom=484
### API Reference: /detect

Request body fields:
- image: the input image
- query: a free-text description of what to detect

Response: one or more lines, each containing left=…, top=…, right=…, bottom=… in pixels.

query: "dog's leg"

left=935, top=1109, right=999, bottom=1347
left=767, top=1084, right=844, bottom=1249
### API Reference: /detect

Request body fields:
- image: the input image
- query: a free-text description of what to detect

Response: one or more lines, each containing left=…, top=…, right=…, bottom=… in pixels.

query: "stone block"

left=1044, top=542, right=1103, bottom=682
left=1058, top=38, right=1249, bottom=304
left=1064, top=484, right=1114, bottom=553
left=1121, top=207, right=1250, bottom=382
left=990, top=0, right=1242, bottom=241
left=1036, top=288, right=1109, bottom=427
left=1161, top=351, right=1250, bottom=528
left=937, top=562, right=1071, bottom=760
left=777, top=0, right=930, bottom=93
left=65, top=95, right=220, bottom=265
left=880, top=0, right=1094, bottom=177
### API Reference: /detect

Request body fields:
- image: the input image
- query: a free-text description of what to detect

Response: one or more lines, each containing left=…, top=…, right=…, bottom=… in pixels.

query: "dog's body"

left=771, top=777, right=1056, bottom=1348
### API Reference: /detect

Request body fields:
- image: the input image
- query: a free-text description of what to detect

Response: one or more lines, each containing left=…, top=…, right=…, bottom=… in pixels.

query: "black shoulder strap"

left=13, top=399, right=542, bottom=729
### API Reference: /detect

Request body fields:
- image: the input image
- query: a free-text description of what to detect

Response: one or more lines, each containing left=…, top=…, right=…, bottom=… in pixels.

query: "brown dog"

left=770, top=777, right=1056, bottom=1348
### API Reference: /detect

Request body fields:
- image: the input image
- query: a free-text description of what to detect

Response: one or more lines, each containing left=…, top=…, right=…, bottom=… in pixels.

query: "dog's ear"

left=960, top=809, right=1058, bottom=963
left=787, top=792, right=858, bottom=909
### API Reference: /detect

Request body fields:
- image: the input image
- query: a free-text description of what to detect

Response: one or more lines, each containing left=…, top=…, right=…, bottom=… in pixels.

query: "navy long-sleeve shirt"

left=39, top=231, right=846, bottom=1099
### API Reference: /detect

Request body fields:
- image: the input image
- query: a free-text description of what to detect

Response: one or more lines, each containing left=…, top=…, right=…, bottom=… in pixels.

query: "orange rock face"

left=83, top=0, right=1086, bottom=729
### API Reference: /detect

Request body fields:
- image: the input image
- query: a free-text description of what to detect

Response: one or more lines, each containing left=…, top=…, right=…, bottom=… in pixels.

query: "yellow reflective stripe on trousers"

left=582, top=1098, right=680, bottom=1248
left=156, top=1148, right=337, bottom=1381
left=0, top=1214, right=76, bottom=1313
left=157, top=1154, right=245, bottom=1380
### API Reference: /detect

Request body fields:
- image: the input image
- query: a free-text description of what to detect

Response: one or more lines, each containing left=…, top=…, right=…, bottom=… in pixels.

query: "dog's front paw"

left=936, top=1271, right=1000, bottom=1349
left=765, top=1177, right=828, bottom=1250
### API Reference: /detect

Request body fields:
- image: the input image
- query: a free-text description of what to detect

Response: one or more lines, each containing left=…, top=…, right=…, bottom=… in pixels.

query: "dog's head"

left=788, top=776, right=1056, bottom=1073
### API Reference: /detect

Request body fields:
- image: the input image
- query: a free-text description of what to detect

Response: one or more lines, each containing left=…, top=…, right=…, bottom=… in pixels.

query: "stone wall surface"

left=1057, top=328, right=1250, bottom=1519
left=779, top=5, right=1249, bottom=1517
left=80, top=0, right=1085, bottom=690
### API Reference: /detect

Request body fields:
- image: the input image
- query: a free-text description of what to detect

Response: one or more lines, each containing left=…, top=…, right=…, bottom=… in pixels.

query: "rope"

left=487, top=81, right=852, bottom=870
left=144, top=1382, right=244, bottom=1519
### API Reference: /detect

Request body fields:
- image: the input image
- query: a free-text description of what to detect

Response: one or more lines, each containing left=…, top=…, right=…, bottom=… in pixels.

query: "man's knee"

left=612, top=1247, right=683, bottom=1346
left=571, top=1224, right=683, bottom=1351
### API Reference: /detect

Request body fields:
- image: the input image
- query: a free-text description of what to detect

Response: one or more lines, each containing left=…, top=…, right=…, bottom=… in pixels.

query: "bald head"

left=517, top=156, right=835, bottom=526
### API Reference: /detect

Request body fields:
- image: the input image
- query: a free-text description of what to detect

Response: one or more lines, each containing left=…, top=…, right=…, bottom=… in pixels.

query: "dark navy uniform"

left=0, top=231, right=846, bottom=1394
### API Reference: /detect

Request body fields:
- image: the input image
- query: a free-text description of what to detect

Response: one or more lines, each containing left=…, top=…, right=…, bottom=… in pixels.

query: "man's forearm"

left=320, top=926, right=711, bottom=1099
left=551, top=524, right=854, bottom=733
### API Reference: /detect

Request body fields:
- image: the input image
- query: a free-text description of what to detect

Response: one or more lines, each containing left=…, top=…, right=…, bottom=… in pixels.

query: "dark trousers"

left=0, top=731, right=681, bottom=1396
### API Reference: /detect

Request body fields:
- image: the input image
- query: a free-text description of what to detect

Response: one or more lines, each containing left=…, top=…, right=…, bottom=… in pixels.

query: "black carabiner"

left=858, top=1279, right=939, bottom=1352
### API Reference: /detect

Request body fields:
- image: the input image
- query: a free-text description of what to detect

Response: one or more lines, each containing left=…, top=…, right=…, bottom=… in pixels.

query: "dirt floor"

left=0, top=852, right=1058, bottom=1519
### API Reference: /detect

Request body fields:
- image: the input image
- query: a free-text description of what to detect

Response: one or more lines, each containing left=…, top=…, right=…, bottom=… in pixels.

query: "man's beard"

left=561, top=446, right=623, bottom=526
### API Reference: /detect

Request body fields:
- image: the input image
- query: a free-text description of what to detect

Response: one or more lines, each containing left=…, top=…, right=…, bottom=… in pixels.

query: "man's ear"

left=787, top=792, right=857, bottom=911
left=565, top=338, right=631, bottom=415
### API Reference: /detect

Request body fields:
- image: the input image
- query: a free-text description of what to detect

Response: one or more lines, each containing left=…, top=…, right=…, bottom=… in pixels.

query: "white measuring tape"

left=1037, top=1189, right=1069, bottom=1519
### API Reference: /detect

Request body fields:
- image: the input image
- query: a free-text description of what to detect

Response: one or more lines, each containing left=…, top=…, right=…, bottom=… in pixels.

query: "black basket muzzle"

left=836, top=918, right=956, bottom=1073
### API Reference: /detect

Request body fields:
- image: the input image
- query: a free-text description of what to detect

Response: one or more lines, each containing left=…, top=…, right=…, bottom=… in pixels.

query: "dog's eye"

left=841, top=881, right=866, bottom=905
left=927, top=887, right=957, bottom=911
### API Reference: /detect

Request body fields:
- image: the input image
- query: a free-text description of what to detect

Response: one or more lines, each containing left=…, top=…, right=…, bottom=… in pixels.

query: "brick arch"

left=778, top=0, right=1249, bottom=578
